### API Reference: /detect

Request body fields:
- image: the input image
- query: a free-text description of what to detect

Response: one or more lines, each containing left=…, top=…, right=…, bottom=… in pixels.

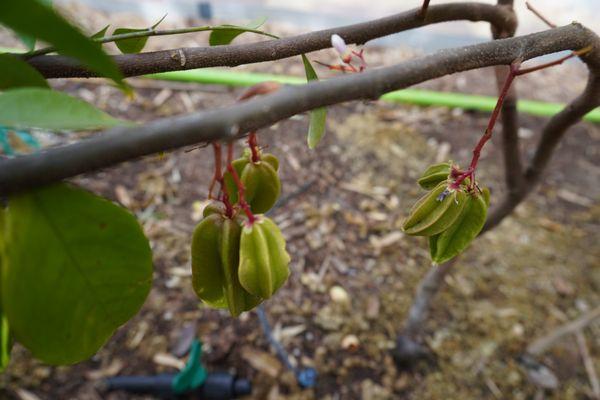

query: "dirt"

left=1, top=5, right=599, bottom=400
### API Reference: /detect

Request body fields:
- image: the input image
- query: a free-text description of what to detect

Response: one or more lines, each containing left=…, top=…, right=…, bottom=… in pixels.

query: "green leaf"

left=16, top=33, right=36, bottom=52
left=91, top=24, right=110, bottom=40
left=113, top=15, right=167, bottom=54
left=113, top=28, right=150, bottom=54
left=0, top=0, right=125, bottom=89
left=0, top=53, right=49, bottom=90
left=0, top=88, right=130, bottom=130
left=1, top=183, right=153, bottom=365
left=302, top=55, right=327, bottom=148
left=208, top=17, right=269, bottom=46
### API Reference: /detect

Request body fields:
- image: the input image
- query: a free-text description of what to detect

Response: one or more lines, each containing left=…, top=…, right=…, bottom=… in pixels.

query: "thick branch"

left=0, top=24, right=597, bottom=196
left=27, top=2, right=515, bottom=79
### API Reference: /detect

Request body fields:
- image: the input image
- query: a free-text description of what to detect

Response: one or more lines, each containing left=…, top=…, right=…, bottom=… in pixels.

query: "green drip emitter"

left=103, top=340, right=251, bottom=400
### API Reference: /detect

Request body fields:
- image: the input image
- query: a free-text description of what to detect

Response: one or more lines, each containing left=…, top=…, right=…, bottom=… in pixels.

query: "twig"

left=420, top=0, right=431, bottom=18
left=525, top=1, right=557, bottom=29
left=575, top=330, right=600, bottom=399
left=26, top=2, right=516, bottom=79
left=23, top=25, right=279, bottom=58
left=527, top=306, right=600, bottom=356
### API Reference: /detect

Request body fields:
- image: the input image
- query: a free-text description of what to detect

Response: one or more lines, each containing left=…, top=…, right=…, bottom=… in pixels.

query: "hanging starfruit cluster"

left=403, top=162, right=490, bottom=264
left=191, top=150, right=290, bottom=316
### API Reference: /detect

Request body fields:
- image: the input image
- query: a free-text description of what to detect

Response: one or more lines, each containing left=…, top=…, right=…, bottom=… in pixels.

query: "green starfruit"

left=191, top=212, right=262, bottom=316
left=224, top=151, right=281, bottom=214
left=417, top=162, right=451, bottom=190
left=238, top=216, right=290, bottom=299
left=429, top=189, right=489, bottom=264
left=403, top=182, right=468, bottom=236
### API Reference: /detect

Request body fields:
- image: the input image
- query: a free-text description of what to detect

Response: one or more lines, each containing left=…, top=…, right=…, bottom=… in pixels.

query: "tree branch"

left=402, top=260, right=457, bottom=338
left=0, top=24, right=597, bottom=196
left=26, top=2, right=516, bottom=79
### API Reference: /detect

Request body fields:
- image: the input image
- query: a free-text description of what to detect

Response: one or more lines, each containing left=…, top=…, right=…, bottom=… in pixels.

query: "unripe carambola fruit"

left=191, top=213, right=262, bottom=316
left=224, top=152, right=281, bottom=214
left=403, top=181, right=468, bottom=236
left=238, top=216, right=290, bottom=299
left=417, top=162, right=451, bottom=190
left=202, top=201, right=226, bottom=218
left=429, top=189, right=489, bottom=264
left=191, top=214, right=227, bottom=306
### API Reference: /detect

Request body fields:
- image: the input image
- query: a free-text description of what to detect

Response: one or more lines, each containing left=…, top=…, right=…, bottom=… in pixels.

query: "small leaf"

left=91, top=24, right=110, bottom=39
left=113, top=28, right=150, bottom=54
left=302, top=55, right=327, bottom=148
left=0, top=88, right=130, bottom=130
left=0, top=0, right=125, bottom=89
left=302, top=54, right=318, bottom=81
left=0, top=53, right=49, bottom=89
left=1, top=183, right=153, bottom=364
left=208, top=17, right=269, bottom=46
left=16, top=33, right=36, bottom=52
left=113, top=15, right=166, bottom=54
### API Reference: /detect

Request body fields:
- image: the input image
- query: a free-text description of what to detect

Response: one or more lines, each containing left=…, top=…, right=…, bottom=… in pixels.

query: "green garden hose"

left=148, top=68, right=600, bottom=123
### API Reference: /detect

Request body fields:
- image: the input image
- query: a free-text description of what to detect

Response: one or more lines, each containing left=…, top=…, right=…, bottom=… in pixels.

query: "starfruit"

left=238, top=216, right=290, bottom=299
left=417, top=162, right=451, bottom=190
left=191, top=212, right=262, bottom=316
left=429, top=189, right=489, bottom=264
left=202, top=201, right=226, bottom=218
left=403, top=181, right=468, bottom=236
left=224, top=151, right=281, bottom=214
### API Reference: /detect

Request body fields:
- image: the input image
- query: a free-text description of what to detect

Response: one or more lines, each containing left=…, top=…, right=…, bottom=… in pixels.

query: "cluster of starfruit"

left=403, top=162, right=490, bottom=264
left=191, top=149, right=290, bottom=316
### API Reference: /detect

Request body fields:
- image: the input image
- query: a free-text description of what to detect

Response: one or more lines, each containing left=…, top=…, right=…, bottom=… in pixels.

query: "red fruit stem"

left=208, top=142, right=235, bottom=218
left=208, top=142, right=222, bottom=200
left=248, top=132, right=261, bottom=163
left=226, top=162, right=256, bottom=224
left=452, top=47, right=590, bottom=190
left=221, top=192, right=235, bottom=218
left=227, top=141, right=234, bottom=165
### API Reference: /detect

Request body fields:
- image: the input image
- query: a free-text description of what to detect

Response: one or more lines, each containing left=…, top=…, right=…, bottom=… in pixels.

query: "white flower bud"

left=331, top=34, right=351, bottom=62
left=331, top=34, right=347, bottom=54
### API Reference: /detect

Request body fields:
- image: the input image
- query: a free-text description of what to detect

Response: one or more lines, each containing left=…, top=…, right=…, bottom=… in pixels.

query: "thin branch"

left=26, top=2, right=516, bottom=79
left=575, top=330, right=600, bottom=399
left=525, top=1, right=557, bottom=29
left=515, top=46, right=592, bottom=75
left=0, top=24, right=597, bottom=196
left=526, top=305, right=600, bottom=356
left=420, top=0, right=431, bottom=18
left=23, top=25, right=280, bottom=58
